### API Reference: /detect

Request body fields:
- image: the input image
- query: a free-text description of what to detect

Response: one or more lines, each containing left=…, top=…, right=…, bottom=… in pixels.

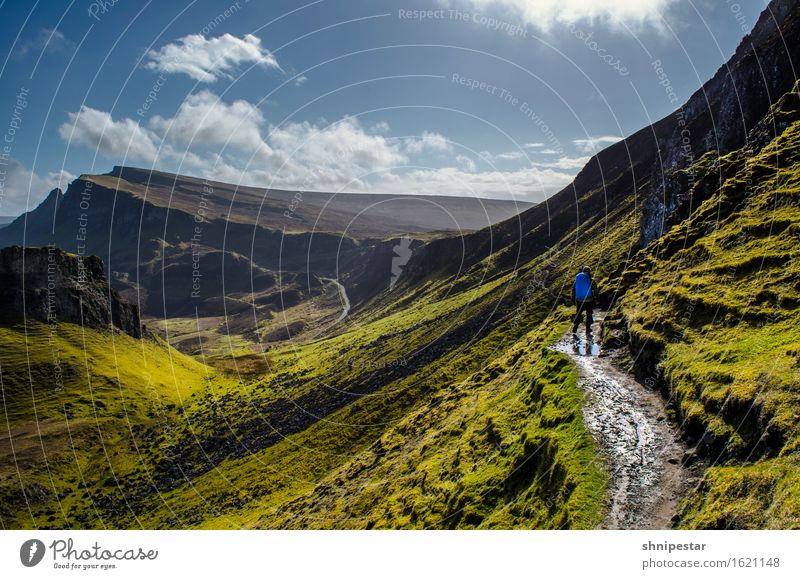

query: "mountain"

left=0, top=168, right=532, bottom=307
left=0, top=0, right=798, bottom=530
left=0, top=168, right=531, bottom=356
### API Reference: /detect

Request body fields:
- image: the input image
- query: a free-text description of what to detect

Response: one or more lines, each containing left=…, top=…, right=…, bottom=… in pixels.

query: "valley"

left=0, top=166, right=531, bottom=362
left=0, top=0, right=799, bottom=531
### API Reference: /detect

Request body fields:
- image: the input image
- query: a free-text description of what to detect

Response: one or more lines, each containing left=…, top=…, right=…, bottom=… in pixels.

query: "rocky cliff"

left=0, top=245, right=141, bottom=338
left=640, top=0, right=800, bottom=244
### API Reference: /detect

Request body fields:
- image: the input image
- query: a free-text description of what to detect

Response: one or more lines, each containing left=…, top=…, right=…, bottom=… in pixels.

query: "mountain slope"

left=0, top=167, right=530, bottom=311
left=0, top=321, right=236, bottom=529
left=400, top=0, right=799, bottom=287
left=0, top=248, right=238, bottom=528
left=611, top=84, right=800, bottom=528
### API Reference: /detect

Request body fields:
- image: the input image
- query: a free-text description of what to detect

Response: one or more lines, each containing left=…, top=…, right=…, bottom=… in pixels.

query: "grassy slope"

left=614, top=88, right=800, bottom=528
left=0, top=93, right=653, bottom=531
left=126, top=275, right=605, bottom=529
left=0, top=322, right=236, bottom=528
left=0, top=257, right=606, bottom=529
left=166, top=86, right=800, bottom=530
left=119, top=157, right=644, bottom=529
left=145, top=188, right=645, bottom=529
left=263, top=322, right=604, bottom=530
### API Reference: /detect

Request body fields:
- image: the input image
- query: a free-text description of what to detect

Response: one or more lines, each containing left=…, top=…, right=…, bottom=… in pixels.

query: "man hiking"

left=572, top=265, right=599, bottom=334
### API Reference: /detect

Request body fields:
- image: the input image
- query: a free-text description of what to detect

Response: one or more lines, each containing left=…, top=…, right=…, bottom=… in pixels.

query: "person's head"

left=581, top=266, right=591, bottom=274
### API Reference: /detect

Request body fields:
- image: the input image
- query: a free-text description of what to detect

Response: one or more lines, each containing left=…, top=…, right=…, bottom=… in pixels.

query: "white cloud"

left=144, top=33, right=280, bottom=82
left=59, top=106, right=160, bottom=162
left=523, top=142, right=545, bottom=149
left=474, top=148, right=590, bottom=171
left=405, top=131, right=452, bottom=154
left=0, top=158, right=74, bottom=216
left=265, top=117, right=408, bottom=189
left=150, top=90, right=266, bottom=151
left=572, top=135, right=623, bottom=153
left=496, top=151, right=524, bottom=161
left=450, top=0, right=676, bottom=31
left=58, top=91, right=585, bottom=203
left=59, top=96, right=408, bottom=193
left=478, top=150, right=525, bottom=163
left=533, top=155, right=590, bottom=170
left=371, top=121, right=390, bottom=134
left=456, top=154, right=477, bottom=172
left=375, top=165, right=572, bottom=200
left=14, top=28, right=75, bottom=59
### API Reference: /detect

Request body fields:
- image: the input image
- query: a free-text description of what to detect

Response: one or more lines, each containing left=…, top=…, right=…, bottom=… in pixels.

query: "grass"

left=678, top=456, right=800, bottom=529
left=254, top=316, right=605, bottom=529
left=0, top=321, right=236, bottom=529
left=0, top=260, right=607, bottom=529
left=125, top=311, right=605, bottom=530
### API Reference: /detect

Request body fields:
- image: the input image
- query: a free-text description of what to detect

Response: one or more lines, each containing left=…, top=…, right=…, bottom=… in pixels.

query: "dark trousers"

left=573, top=300, right=594, bottom=332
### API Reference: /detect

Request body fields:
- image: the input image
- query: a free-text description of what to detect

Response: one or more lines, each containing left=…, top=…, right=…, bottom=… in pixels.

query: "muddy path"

left=550, top=311, right=689, bottom=529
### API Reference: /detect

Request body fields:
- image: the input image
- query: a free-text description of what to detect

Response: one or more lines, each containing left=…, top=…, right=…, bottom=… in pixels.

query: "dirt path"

left=322, top=277, right=351, bottom=323
left=550, top=311, right=688, bottom=529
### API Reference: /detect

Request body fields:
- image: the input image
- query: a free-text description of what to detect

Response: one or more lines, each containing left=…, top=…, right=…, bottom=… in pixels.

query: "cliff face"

left=641, top=0, right=800, bottom=244
left=0, top=245, right=141, bottom=338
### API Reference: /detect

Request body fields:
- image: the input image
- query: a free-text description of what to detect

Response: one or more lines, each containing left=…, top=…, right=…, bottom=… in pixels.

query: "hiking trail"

left=550, top=311, right=690, bottom=529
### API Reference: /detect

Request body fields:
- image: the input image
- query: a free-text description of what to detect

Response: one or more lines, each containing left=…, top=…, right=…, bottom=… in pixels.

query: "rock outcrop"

left=0, top=245, right=141, bottom=338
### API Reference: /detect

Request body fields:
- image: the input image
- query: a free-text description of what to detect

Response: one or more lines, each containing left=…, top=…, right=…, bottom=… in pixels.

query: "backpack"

left=574, top=272, right=593, bottom=301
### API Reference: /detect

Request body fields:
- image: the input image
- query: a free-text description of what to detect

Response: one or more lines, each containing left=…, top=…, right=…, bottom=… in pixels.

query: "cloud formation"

left=14, top=28, right=75, bottom=59
left=58, top=91, right=579, bottom=201
left=59, top=106, right=160, bottom=161
left=405, top=131, right=452, bottom=154
left=150, top=90, right=266, bottom=150
left=572, top=135, right=623, bottom=153
left=144, top=33, right=280, bottom=82
left=377, top=165, right=572, bottom=200
left=452, top=0, right=676, bottom=31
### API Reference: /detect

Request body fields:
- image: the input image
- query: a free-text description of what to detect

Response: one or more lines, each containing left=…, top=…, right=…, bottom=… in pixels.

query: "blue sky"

left=0, top=0, right=767, bottom=216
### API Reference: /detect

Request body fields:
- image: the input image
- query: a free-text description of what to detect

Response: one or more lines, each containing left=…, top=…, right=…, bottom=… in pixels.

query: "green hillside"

left=0, top=322, right=238, bottom=528
left=0, top=286, right=606, bottom=529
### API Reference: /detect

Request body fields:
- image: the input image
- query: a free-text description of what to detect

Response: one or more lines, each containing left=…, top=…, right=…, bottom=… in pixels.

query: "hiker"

left=571, top=266, right=599, bottom=334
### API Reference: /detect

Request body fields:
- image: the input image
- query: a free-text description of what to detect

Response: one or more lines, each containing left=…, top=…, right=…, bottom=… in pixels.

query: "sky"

left=0, top=0, right=769, bottom=216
